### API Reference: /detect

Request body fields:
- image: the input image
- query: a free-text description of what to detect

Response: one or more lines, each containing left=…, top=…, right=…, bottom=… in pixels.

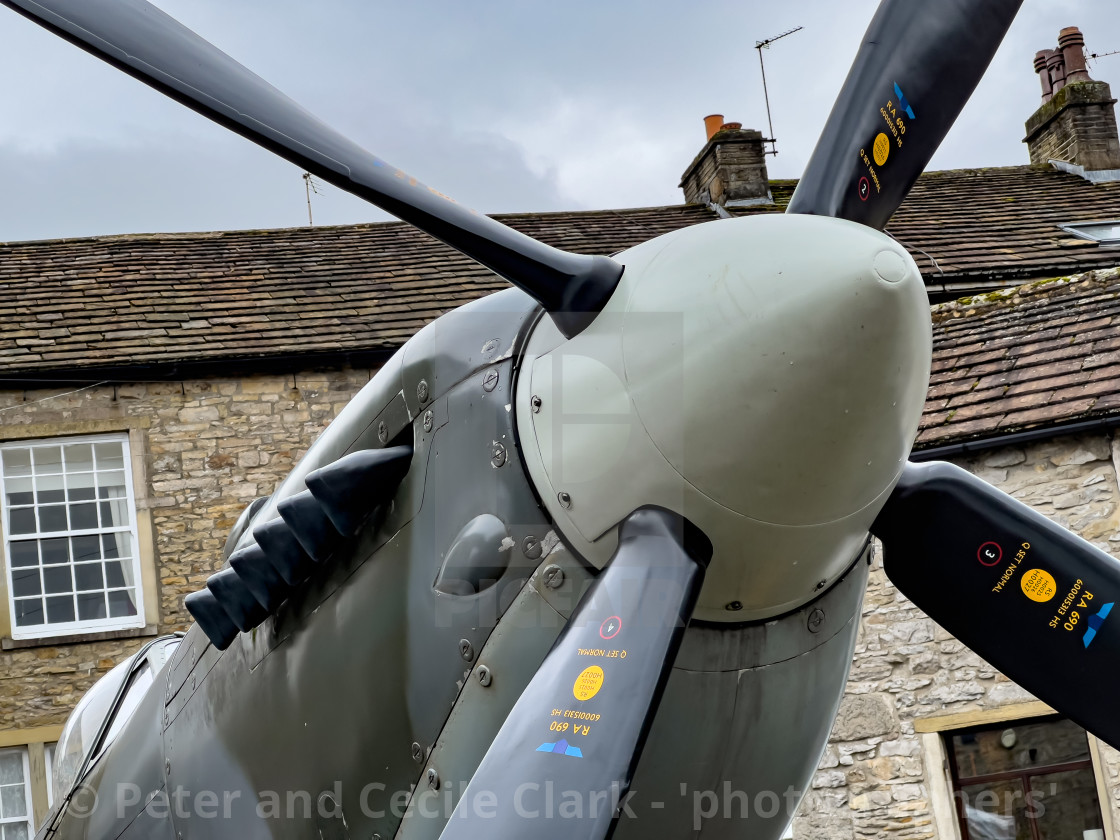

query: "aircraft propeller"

left=13, top=1, right=1120, bottom=839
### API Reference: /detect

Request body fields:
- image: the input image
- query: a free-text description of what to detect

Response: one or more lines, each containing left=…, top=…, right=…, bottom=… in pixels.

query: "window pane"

left=8, top=543, right=36, bottom=568
left=76, top=592, right=106, bottom=622
left=93, top=442, right=124, bottom=471
left=38, top=505, right=67, bottom=532
left=102, top=533, right=130, bottom=560
left=3, top=477, right=31, bottom=507
left=7, top=509, right=34, bottom=536
left=104, top=561, right=126, bottom=588
left=952, top=720, right=1091, bottom=779
left=63, top=444, right=93, bottom=473
left=0, top=785, right=25, bottom=819
left=42, top=565, right=72, bottom=595
left=69, top=503, right=98, bottom=530
left=1031, top=767, right=1103, bottom=839
left=40, top=538, right=69, bottom=565
left=3, top=823, right=29, bottom=840
left=70, top=535, right=101, bottom=562
left=9, top=570, right=39, bottom=599
left=0, top=754, right=21, bottom=786
left=108, top=590, right=137, bottom=618
left=13, top=600, right=42, bottom=627
left=45, top=595, right=75, bottom=624
left=34, top=474, right=64, bottom=504
left=959, top=778, right=1031, bottom=840
left=1, top=449, right=30, bottom=478
left=32, top=446, right=62, bottom=474
left=96, top=472, right=126, bottom=497
left=74, top=563, right=104, bottom=592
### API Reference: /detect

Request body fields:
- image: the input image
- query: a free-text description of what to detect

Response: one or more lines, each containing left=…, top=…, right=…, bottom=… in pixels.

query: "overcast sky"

left=0, top=0, right=1117, bottom=242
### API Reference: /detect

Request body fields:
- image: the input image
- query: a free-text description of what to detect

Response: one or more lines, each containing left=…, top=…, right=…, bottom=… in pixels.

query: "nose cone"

left=620, top=214, right=931, bottom=526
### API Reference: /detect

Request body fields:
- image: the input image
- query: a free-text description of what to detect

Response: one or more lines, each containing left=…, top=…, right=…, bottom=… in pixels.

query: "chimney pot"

left=703, top=114, right=725, bottom=141
left=721, top=122, right=743, bottom=132
left=1035, top=50, right=1056, bottom=102
left=1046, top=49, right=1067, bottom=94
left=1058, top=26, right=1092, bottom=83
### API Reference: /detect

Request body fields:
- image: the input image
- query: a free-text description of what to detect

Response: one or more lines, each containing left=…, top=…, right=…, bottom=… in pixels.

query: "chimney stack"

left=1025, top=26, right=1120, bottom=175
left=680, top=117, right=771, bottom=207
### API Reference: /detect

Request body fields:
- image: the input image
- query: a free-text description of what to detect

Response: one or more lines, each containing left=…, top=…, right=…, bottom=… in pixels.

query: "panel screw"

left=411, top=742, right=424, bottom=763
left=725, top=601, right=743, bottom=612
left=482, top=370, right=500, bottom=392
left=491, top=442, right=507, bottom=468
left=427, top=768, right=440, bottom=790
left=523, top=536, right=543, bottom=560
left=191, top=676, right=196, bottom=690
left=417, top=379, right=430, bottom=404
left=482, top=338, right=500, bottom=355
left=543, top=564, right=565, bottom=589
left=557, top=492, right=572, bottom=509
left=377, top=421, right=388, bottom=444
left=531, top=395, right=542, bottom=413
left=808, top=608, right=826, bottom=633
left=165, top=759, right=171, bottom=776
left=422, top=410, right=434, bottom=433
left=477, top=665, right=492, bottom=687
left=459, top=639, right=475, bottom=662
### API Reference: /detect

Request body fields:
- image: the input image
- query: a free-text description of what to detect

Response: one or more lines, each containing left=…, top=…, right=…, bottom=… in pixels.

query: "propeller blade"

left=439, top=509, right=711, bottom=840
left=786, top=0, right=1023, bottom=229
left=872, top=461, right=1120, bottom=747
left=1, top=0, right=621, bottom=337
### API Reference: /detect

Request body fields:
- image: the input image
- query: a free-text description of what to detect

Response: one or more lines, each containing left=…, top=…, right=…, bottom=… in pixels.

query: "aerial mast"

left=755, top=26, right=803, bottom=156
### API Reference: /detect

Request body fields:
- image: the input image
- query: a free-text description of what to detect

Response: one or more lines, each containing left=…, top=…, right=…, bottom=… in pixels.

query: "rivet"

left=427, top=768, right=440, bottom=790
left=523, top=536, right=543, bottom=559
left=482, top=370, right=500, bottom=392
left=491, top=442, right=507, bottom=468
left=411, top=742, right=424, bottom=763
left=477, top=665, right=492, bottom=687
left=417, top=379, right=430, bottom=404
left=815, top=579, right=827, bottom=591
left=377, top=421, right=388, bottom=444
left=191, top=676, right=196, bottom=690
left=725, top=601, right=743, bottom=612
left=808, top=608, right=826, bottom=633
left=459, top=639, right=475, bottom=662
left=422, top=410, right=434, bottom=433
left=557, top=492, right=572, bottom=509
left=165, top=759, right=171, bottom=776
left=543, top=564, right=565, bottom=590
left=531, top=395, right=542, bottom=413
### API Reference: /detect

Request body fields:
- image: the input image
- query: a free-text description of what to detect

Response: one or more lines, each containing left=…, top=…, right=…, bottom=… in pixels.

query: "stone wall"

left=794, top=431, right=1120, bottom=839
left=0, top=368, right=371, bottom=730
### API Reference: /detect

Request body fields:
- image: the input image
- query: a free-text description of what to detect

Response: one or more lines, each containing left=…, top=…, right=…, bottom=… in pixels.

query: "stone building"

left=0, top=23, right=1117, bottom=840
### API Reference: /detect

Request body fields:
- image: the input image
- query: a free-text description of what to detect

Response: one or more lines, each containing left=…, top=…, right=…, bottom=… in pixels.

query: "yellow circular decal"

left=573, top=666, right=604, bottom=702
left=1021, top=568, right=1057, bottom=602
left=873, top=133, right=890, bottom=167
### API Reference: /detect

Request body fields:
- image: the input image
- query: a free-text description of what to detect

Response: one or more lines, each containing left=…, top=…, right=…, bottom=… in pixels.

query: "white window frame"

left=0, top=433, right=145, bottom=640
left=43, top=744, right=53, bottom=811
left=0, top=747, right=33, bottom=838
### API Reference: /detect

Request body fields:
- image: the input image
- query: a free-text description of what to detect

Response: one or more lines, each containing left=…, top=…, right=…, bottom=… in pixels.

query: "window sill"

left=1, top=624, right=159, bottom=650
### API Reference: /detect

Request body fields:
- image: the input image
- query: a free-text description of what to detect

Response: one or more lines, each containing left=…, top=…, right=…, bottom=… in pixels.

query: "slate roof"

left=917, top=266, right=1120, bottom=450
left=0, top=163, right=1118, bottom=409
